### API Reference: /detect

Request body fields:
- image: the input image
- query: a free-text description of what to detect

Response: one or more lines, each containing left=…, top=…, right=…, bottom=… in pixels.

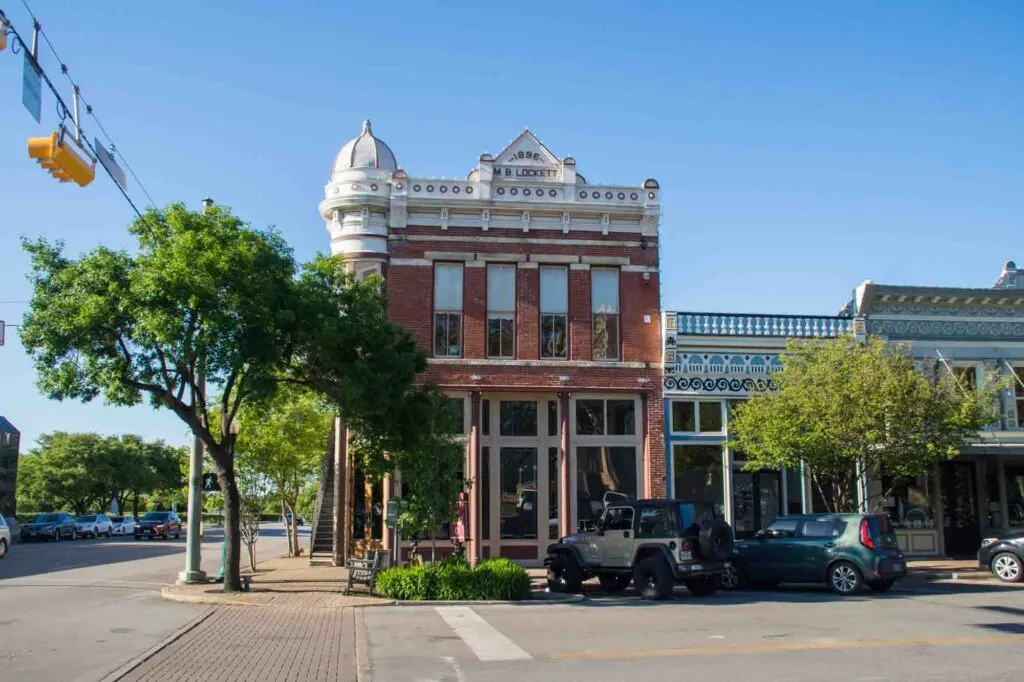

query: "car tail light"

left=679, top=538, right=693, bottom=562
left=859, top=519, right=875, bottom=549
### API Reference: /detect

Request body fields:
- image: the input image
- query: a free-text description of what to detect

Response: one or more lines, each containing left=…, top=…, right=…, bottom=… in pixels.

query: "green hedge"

left=374, top=557, right=532, bottom=601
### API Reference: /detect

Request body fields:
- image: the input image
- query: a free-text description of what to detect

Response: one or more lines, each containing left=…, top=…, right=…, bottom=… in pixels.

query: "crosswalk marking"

left=434, top=606, right=533, bottom=662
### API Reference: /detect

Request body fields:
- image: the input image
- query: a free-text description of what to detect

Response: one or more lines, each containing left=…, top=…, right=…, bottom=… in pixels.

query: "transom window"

left=540, top=266, right=568, bottom=359
left=433, top=263, right=463, bottom=357
left=591, top=268, right=620, bottom=360
left=670, top=400, right=724, bottom=434
left=487, top=264, right=515, bottom=358
left=499, top=401, right=538, bottom=437
left=576, top=399, right=636, bottom=436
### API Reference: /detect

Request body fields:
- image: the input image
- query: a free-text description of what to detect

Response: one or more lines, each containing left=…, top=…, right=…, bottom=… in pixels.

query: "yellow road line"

left=551, top=635, right=1024, bottom=661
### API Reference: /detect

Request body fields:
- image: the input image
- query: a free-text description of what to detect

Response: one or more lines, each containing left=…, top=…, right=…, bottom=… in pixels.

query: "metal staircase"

left=309, top=432, right=335, bottom=565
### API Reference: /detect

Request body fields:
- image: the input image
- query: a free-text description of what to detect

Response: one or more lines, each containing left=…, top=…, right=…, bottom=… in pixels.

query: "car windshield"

left=110, top=516, right=123, bottom=523
left=141, top=512, right=170, bottom=521
left=678, top=503, right=716, bottom=530
left=78, top=515, right=97, bottom=522
left=35, top=514, right=60, bottom=523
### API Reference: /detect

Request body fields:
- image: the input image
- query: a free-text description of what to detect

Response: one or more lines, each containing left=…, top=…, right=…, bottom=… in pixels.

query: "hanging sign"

left=22, top=53, right=42, bottom=123
left=94, top=138, right=128, bottom=190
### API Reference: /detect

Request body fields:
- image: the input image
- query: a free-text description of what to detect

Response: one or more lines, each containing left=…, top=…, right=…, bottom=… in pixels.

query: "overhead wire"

left=5, top=1, right=162, bottom=230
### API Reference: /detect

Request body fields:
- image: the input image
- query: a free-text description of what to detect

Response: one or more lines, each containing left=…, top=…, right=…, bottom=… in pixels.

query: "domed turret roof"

left=333, top=120, right=397, bottom=173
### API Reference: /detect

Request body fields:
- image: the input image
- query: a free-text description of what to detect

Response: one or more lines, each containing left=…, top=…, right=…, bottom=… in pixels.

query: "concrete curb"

left=355, top=608, right=372, bottom=682
left=96, top=607, right=215, bottom=682
left=907, top=571, right=996, bottom=583
left=160, top=585, right=275, bottom=607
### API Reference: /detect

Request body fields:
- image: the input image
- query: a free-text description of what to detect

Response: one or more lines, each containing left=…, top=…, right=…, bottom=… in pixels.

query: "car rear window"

left=866, top=515, right=896, bottom=540
left=678, top=503, right=715, bottom=531
left=110, top=516, right=123, bottom=523
left=141, top=512, right=170, bottom=521
left=78, top=515, right=97, bottom=522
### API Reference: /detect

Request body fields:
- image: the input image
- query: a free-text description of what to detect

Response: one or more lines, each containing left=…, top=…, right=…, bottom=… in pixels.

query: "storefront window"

left=499, top=447, right=537, bottom=539
left=670, top=400, right=723, bottom=433
left=548, top=401, right=558, bottom=436
left=500, top=401, right=537, bottom=437
left=785, top=467, right=804, bottom=515
left=576, top=400, right=605, bottom=435
left=882, top=475, right=935, bottom=529
left=576, top=446, right=637, bottom=526
left=986, top=463, right=1002, bottom=528
left=672, top=445, right=724, bottom=515
left=607, top=400, right=636, bottom=435
left=1006, top=465, right=1024, bottom=528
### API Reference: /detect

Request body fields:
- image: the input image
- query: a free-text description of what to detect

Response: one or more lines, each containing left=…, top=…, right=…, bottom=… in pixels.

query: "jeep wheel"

left=684, top=577, right=718, bottom=597
left=598, top=574, right=632, bottom=593
left=697, top=518, right=734, bottom=561
left=633, top=557, right=673, bottom=601
left=547, top=554, right=584, bottom=594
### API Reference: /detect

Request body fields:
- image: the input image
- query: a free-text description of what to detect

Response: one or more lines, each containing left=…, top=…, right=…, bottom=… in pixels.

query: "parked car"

left=135, top=511, right=182, bottom=540
left=979, top=530, right=1024, bottom=583
left=720, top=513, right=907, bottom=596
left=75, top=513, right=114, bottom=539
left=282, top=514, right=305, bottom=526
left=20, top=512, right=78, bottom=541
left=546, top=499, right=734, bottom=600
left=110, top=515, right=137, bottom=536
left=0, top=514, right=11, bottom=558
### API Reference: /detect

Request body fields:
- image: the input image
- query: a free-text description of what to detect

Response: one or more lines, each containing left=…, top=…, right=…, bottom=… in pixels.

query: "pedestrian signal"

left=28, top=126, right=96, bottom=187
left=203, top=473, right=221, bottom=492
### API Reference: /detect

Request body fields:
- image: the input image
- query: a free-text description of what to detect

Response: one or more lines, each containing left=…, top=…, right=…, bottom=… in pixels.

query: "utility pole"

left=178, top=197, right=215, bottom=584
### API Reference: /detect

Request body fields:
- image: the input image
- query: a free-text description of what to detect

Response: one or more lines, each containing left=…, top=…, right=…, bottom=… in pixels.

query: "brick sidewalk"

left=119, top=606, right=357, bottom=682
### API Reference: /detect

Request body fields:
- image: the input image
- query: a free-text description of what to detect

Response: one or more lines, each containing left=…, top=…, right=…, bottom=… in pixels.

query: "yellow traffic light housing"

left=28, top=126, right=96, bottom=187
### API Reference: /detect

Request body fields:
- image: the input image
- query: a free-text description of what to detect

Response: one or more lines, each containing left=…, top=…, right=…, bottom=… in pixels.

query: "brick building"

left=318, top=122, right=663, bottom=564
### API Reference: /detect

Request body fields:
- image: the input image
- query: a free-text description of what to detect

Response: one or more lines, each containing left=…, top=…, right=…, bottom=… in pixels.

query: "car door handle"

left=823, top=542, right=836, bottom=548
left=623, top=531, right=630, bottom=538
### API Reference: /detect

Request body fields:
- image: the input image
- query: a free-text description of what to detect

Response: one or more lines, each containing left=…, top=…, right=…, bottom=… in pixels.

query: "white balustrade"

left=673, top=312, right=853, bottom=338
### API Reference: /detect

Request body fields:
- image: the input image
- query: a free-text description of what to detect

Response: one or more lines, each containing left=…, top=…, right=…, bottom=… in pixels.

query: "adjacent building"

left=0, top=416, right=20, bottom=518
left=662, top=262, right=1024, bottom=558
left=320, top=122, right=663, bottom=565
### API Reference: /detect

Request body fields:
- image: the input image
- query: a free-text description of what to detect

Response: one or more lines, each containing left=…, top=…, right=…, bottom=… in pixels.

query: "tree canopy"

left=16, top=432, right=183, bottom=515
left=729, top=336, right=1005, bottom=512
left=20, top=203, right=425, bottom=591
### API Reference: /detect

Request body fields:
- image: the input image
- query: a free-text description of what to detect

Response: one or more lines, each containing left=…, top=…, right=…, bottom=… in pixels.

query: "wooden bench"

left=345, top=550, right=389, bottom=595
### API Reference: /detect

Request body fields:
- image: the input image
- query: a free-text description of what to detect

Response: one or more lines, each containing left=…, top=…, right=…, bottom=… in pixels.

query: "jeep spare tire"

left=697, top=518, right=734, bottom=561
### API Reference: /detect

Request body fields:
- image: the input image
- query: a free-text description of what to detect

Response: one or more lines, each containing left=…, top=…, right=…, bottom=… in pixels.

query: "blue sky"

left=0, top=1, right=1021, bottom=449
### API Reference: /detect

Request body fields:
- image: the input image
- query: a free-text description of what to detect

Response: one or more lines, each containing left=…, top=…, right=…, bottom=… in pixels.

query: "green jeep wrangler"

left=544, top=499, right=734, bottom=600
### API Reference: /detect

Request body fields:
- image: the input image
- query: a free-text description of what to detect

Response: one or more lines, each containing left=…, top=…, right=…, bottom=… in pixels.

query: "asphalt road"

left=0, top=523, right=292, bottom=682
left=362, top=581, right=1024, bottom=682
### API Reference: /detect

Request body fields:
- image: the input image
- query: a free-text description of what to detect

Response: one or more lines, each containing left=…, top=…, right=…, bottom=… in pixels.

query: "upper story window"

left=670, top=400, right=724, bottom=434
left=433, top=263, right=463, bottom=357
left=591, top=268, right=620, bottom=360
left=487, top=264, right=516, bottom=358
left=947, top=365, right=977, bottom=391
left=540, top=266, right=568, bottom=359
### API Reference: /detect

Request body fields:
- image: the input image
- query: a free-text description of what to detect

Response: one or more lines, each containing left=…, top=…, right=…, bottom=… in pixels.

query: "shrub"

left=374, top=557, right=532, bottom=601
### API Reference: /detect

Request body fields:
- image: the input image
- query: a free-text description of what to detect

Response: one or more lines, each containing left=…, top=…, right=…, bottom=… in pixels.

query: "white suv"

left=75, top=513, right=114, bottom=539
left=0, top=514, right=11, bottom=558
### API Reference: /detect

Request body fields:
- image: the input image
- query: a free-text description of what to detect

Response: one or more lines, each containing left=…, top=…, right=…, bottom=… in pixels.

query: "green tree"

left=234, top=386, right=332, bottom=557
left=105, top=435, right=185, bottom=517
left=20, top=204, right=425, bottom=592
left=729, top=336, right=1006, bottom=512
left=16, top=433, right=110, bottom=514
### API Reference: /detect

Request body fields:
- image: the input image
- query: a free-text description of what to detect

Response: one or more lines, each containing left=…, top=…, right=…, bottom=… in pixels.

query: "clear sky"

left=0, top=1, right=1021, bottom=450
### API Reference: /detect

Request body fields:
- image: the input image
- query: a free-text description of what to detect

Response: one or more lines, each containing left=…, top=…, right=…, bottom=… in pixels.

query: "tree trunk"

left=280, top=499, right=294, bottom=556
left=287, top=496, right=300, bottom=556
left=133, top=491, right=140, bottom=518
left=220, top=469, right=243, bottom=593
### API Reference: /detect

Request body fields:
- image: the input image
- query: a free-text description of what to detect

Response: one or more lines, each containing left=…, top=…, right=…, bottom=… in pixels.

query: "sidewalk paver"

left=119, top=606, right=357, bottom=682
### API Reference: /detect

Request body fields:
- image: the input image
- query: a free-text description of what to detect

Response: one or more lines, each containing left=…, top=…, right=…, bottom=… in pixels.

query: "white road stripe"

left=434, top=606, right=533, bottom=662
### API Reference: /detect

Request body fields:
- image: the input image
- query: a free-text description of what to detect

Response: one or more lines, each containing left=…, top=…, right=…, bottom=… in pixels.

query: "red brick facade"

left=323, top=126, right=664, bottom=564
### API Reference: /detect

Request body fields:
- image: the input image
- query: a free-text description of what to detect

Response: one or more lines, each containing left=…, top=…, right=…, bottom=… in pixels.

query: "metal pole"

left=178, top=363, right=207, bottom=584
left=72, top=85, right=81, bottom=144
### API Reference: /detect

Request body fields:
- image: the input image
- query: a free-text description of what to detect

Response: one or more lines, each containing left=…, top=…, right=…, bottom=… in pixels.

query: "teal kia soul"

left=720, top=514, right=908, bottom=595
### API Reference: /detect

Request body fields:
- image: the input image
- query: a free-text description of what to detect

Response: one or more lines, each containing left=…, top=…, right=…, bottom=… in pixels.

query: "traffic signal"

left=203, top=472, right=221, bottom=492
left=28, top=126, right=96, bottom=187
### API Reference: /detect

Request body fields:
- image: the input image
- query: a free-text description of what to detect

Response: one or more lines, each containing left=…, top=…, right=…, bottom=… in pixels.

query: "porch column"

left=641, top=393, right=652, bottom=497
left=332, top=417, right=345, bottom=567
left=722, top=445, right=735, bottom=526
left=469, top=391, right=481, bottom=566
left=559, top=392, right=572, bottom=538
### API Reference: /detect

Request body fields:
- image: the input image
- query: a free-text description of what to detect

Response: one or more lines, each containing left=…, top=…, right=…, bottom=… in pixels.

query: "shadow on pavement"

left=569, top=579, right=1018, bottom=607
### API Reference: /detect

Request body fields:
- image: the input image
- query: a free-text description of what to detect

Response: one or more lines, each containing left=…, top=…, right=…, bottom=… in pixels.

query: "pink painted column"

left=559, top=392, right=572, bottom=538
left=469, top=391, right=481, bottom=566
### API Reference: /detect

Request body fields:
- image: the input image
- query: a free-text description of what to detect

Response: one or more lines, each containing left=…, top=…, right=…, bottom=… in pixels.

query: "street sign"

left=22, top=53, right=42, bottom=123
left=386, top=499, right=408, bottom=529
left=94, top=138, right=127, bottom=190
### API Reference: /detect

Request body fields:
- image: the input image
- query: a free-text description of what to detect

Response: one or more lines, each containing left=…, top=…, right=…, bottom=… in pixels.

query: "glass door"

left=499, top=447, right=538, bottom=541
